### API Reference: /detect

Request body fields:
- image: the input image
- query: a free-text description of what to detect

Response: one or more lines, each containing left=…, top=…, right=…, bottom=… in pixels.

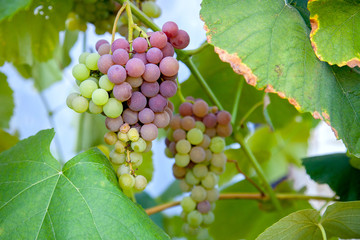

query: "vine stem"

left=182, top=42, right=210, bottom=56
left=231, top=80, right=244, bottom=125
left=176, top=77, right=186, bottom=103
left=145, top=193, right=337, bottom=215
left=238, top=101, right=263, bottom=127
left=111, top=3, right=127, bottom=45
left=318, top=223, right=327, bottom=240
left=126, top=0, right=134, bottom=50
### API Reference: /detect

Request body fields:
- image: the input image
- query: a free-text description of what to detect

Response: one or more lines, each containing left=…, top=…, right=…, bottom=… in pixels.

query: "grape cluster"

left=165, top=98, right=232, bottom=239
left=67, top=22, right=190, bottom=193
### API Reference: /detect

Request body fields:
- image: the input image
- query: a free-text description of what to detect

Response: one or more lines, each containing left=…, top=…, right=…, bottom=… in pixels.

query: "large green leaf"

left=200, top=0, right=360, bottom=157
left=0, top=73, right=14, bottom=128
left=308, top=0, right=360, bottom=67
left=256, top=201, right=360, bottom=239
left=303, top=153, right=360, bottom=201
left=0, top=129, right=169, bottom=239
left=0, top=0, right=72, bottom=65
left=0, top=0, right=32, bottom=22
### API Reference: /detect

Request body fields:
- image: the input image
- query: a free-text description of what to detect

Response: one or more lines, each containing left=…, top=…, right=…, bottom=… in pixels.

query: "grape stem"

left=126, top=0, right=134, bottom=51
left=238, top=101, right=264, bottom=128
left=227, top=159, right=264, bottom=196
left=111, top=3, right=127, bottom=46
left=145, top=193, right=338, bottom=216
left=126, top=149, right=135, bottom=175
left=176, top=77, right=186, bottom=103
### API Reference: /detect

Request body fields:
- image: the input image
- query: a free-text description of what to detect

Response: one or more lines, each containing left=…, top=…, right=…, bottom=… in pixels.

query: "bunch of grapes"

left=66, top=22, right=190, bottom=194
left=165, top=98, right=232, bottom=239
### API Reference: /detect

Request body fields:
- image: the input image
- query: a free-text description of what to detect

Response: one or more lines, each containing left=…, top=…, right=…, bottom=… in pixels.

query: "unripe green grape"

left=202, top=211, right=215, bottom=226
left=209, top=136, right=226, bottom=153
left=181, top=196, right=196, bottom=213
left=210, top=165, right=225, bottom=175
left=211, top=152, right=227, bottom=168
left=87, top=76, right=99, bottom=85
left=79, top=52, right=90, bottom=64
left=80, top=79, right=98, bottom=98
left=144, top=141, right=152, bottom=153
left=187, top=210, right=203, bottom=227
left=182, top=223, right=199, bottom=236
left=180, top=211, right=188, bottom=221
left=191, top=185, right=207, bottom=202
left=109, top=150, right=126, bottom=165
left=179, top=179, right=192, bottom=192
left=185, top=170, right=200, bottom=185
left=130, top=152, right=143, bottom=167
left=205, top=149, right=212, bottom=162
left=201, top=172, right=217, bottom=189
left=142, top=1, right=161, bottom=18
left=119, top=173, right=135, bottom=190
left=166, top=128, right=174, bottom=141
left=175, top=139, right=191, bottom=154
left=66, top=92, right=80, bottom=109
left=103, top=98, right=123, bottom=118
left=116, top=164, right=130, bottom=176
left=89, top=100, right=103, bottom=114
left=72, top=96, right=89, bottom=113
left=187, top=128, right=204, bottom=145
left=65, top=17, right=78, bottom=31
left=206, top=188, right=219, bottom=202
left=131, top=138, right=146, bottom=152
left=134, top=175, right=147, bottom=191
left=118, top=132, right=129, bottom=142
left=195, top=121, right=206, bottom=132
left=99, top=75, right=114, bottom=91
left=72, top=63, right=90, bottom=81
left=115, top=140, right=126, bottom=153
left=92, top=89, right=109, bottom=106
left=192, top=164, right=208, bottom=179
left=175, top=153, right=190, bottom=167
left=85, top=53, right=100, bottom=70
left=165, top=147, right=173, bottom=158
left=127, top=128, right=140, bottom=142
left=104, top=131, right=117, bottom=145
left=197, top=228, right=210, bottom=240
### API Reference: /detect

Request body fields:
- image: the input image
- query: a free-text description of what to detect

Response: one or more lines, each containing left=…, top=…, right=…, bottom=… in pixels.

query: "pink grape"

left=107, top=65, right=127, bottom=84
left=203, top=113, right=217, bottom=128
left=149, top=31, right=167, bottom=49
left=146, top=47, right=163, bottom=64
left=111, top=38, right=130, bottom=52
left=98, top=54, right=114, bottom=74
left=113, top=82, right=132, bottom=102
left=162, top=74, right=177, bottom=81
left=125, top=58, right=145, bottom=77
left=179, top=102, right=193, bottom=116
left=133, top=37, right=148, bottom=53
left=159, top=57, right=179, bottom=77
left=153, top=112, right=170, bottom=128
left=132, top=53, right=148, bottom=65
left=160, top=80, right=177, bottom=98
left=169, top=30, right=190, bottom=49
left=141, top=81, right=159, bottom=98
left=142, top=63, right=160, bottom=82
left=127, top=91, right=147, bottom=111
left=97, top=43, right=110, bottom=56
left=112, top=49, right=129, bottom=65
left=138, top=108, right=155, bottom=124
left=126, top=77, right=143, bottom=88
left=217, top=110, right=231, bottom=125
left=149, top=94, right=167, bottom=112
left=96, top=39, right=108, bottom=51
left=140, top=123, right=158, bottom=141
left=162, top=21, right=179, bottom=38
left=105, top=116, right=123, bottom=132
left=161, top=42, right=175, bottom=57
left=197, top=201, right=211, bottom=214
left=122, top=108, right=138, bottom=125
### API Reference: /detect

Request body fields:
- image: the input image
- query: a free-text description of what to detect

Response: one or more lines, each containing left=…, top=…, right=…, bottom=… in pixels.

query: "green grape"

left=179, top=179, right=192, bottom=192
left=65, top=17, right=78, bottom=31
left=175, top=153, right=190, bottom=167
left=80, top=79, right=98, bottom=98
left=99, top=75, right=114, bottom=91
left=118, top=132, right=129, bottom=142
left=191, top=186, right=207, bottom=202
left=165, top=147, right=173, bottom=158
left=79, top=52, right=90, bottom=64
left=103, top=98, right=123, bottom=118
left=175, top=139, right=191, bottom=154
left=185, top=170, right=200, bottom=185
left=72, top=63, right=90, bottom=81
left=142, top=1, right=161, bottom=18
left=127, top=128, right=140, bottom=142
left=89, top=100, right=103, bottom=114
left=197, top=228, right=209, bottom=240
left=116, top=164, right=130, bottom=177
left=87, top=76, right=99, bottom=85
left=166, top=128, right=174, bottom=141
left=181, top=196, right=196, bottom=213
left=202, top=211, right=215, bottom=226
left=209, top=136, right=226, bottom=153
left=182, top=223, right=199, bottom=236
left=115, top=140, right=127, bottom=153
left=187, top=128, right=204, bottom=145
left=119, top=173, right=135, bottom=190
left=130, top=152, right=143, bottom=167
left=109, top=150, right=126, bottom=165
left=134, top=175, right=147, bottom=191
left=104, top=132, right=117, bottom=145
left=211, top=152, right=227, bottom=168
left=206, top=189, right=219, bottom=202
left=195, top=121, right=206, bottom=133
left=85, top=53, right=100, bottom=70
left=144, top=141, right=152, bottom=153
left=192, top=164, right=208, bottom=179
left=180, top=211, right=188, bottom=221
left=92, top=89, right=109, bottom=106
left=201, top=172, right=217, bottom=189
left=66, top=92, right=80, bottom=109
left=131, top=138, right=146, bottom=152
left=187, top=210, right=203, bottom=227
left=71, top=96, right=89, bottom=113
left=210, top=165, right=225, bottom=175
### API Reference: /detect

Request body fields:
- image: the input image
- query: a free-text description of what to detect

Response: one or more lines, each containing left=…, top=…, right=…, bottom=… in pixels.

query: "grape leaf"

left=256, top=201, right=360, bottom=239
left=0, top=73, right=14, bottom=129
left=0, top=0, right=32, bottom=22
left=0, top=129, right=18, bottom=153
left=308, top=0, right=360, bottom=67
left=32, top=59, right=63, bottom=91
left=0, top=129, right=169, bottom=239
left=60, top=30, right=79, bottom=68
left=303, top=153, right=360, bottom=201
left=200, top=0, right=360, bottom=157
